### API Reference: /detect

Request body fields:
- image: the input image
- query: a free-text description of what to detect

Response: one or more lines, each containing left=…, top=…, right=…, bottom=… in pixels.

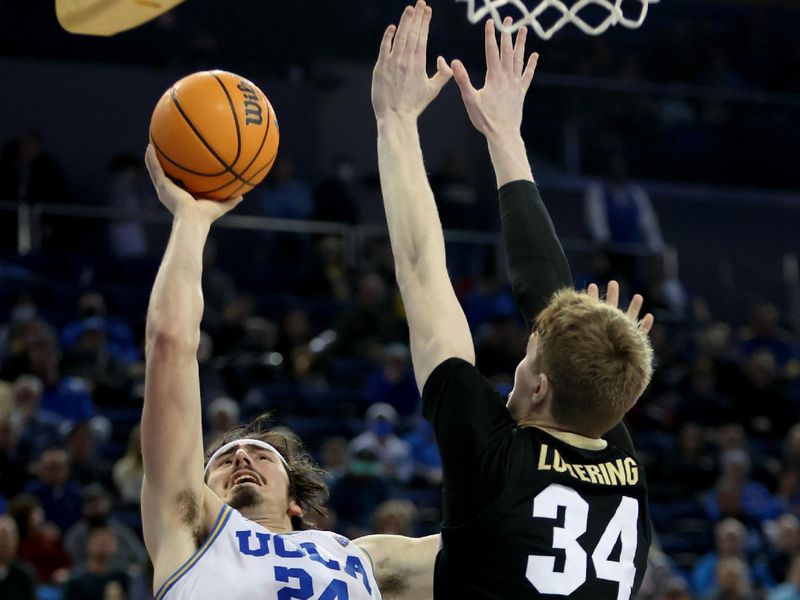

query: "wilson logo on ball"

left=238, top=81, right=263, bottom=126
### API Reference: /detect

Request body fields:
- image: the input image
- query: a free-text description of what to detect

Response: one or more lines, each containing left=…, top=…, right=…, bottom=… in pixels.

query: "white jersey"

left=156, top=504, right=381, bottom=600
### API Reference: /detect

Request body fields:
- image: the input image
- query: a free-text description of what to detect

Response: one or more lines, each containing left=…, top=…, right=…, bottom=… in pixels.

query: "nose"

left=233, top=447, right=253, bottom=467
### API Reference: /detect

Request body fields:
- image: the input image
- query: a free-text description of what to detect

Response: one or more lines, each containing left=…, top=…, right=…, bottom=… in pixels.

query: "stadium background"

left=0, top=1, right=798, bottom=598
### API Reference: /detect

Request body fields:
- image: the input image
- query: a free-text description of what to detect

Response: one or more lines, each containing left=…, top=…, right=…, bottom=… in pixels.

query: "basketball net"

left=458, top=0, right=659, bottom=40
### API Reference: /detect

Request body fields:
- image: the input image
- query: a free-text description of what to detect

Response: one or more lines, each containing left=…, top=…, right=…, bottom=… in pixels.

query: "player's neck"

left=520, top=420, right=607, bottom=449
left=238, top=508, right=295, bottom=533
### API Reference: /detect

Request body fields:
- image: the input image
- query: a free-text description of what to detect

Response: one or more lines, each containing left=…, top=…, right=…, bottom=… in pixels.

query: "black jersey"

left=423, top=358, right=651, bottom=600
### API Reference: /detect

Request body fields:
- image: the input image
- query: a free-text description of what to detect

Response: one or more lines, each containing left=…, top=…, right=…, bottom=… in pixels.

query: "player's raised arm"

left=372, top=1, right=474, bottom=392
left=140, top=145, right=241, bottom=567
left=452, top=18, right=571, bottom=324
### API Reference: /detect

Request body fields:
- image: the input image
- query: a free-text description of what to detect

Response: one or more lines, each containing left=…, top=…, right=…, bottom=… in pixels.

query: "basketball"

left=149, top=70, right=279, bottom=201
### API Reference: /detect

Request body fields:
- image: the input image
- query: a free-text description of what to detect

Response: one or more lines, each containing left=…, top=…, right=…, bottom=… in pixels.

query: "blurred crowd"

left=0, top=189, right=799, bottom=600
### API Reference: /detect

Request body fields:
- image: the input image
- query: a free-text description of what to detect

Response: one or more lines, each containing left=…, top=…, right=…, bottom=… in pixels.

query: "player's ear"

left=532, top=373, right=550, bottom=405
left=287, top=500, right=303, bottom=519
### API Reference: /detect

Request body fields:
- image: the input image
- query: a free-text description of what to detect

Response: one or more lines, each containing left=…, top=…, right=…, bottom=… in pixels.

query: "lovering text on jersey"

left=537, top=444, right=639, bottom=486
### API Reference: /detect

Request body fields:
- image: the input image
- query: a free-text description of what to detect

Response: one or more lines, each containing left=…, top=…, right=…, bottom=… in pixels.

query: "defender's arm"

left=373, top=2, right=473, bottom=392
left=355, top=534, right=439, bottom=600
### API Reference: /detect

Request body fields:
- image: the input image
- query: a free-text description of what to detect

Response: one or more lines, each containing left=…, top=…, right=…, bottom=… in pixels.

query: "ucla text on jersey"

left=157, top=505, right=382, bottom=600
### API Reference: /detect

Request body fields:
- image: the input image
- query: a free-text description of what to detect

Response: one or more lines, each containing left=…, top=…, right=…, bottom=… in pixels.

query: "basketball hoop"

left=458, top=0, right=660, bottom=40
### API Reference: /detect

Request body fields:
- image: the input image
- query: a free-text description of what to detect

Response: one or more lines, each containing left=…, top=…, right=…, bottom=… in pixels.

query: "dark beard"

left=229, top=486, right=263, bottom=510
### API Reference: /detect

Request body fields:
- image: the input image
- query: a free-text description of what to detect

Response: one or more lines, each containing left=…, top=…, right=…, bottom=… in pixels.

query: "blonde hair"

left=533, top=288, right=653, bottom=437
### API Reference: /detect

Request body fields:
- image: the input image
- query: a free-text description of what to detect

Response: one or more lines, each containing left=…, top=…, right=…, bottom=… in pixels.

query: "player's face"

left=507, top=332, right=540, bottom=421
left=206, top=443, right=294, bottom=515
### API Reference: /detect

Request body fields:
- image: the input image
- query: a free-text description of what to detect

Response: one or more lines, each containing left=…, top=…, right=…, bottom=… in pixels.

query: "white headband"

left=205, top=438, right=288, bottom=476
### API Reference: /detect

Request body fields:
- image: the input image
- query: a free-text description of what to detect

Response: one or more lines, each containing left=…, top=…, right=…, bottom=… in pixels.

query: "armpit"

left=375, top=570, right=409, bottom=598
left=175, top=489, right=202, bottom=531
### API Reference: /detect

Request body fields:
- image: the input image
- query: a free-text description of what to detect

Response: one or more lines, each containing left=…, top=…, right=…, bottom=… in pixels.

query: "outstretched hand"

left=372, top=1, right=453, bottom=122
left=587, top=280, right=655, bottom=334
left=451, top=17, right=538, bottom=139
left=144, top=144, right=242, bottom=223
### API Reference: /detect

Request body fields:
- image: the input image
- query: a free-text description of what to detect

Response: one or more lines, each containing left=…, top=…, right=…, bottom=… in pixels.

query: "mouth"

left=228, top=470, right=262, bottom=489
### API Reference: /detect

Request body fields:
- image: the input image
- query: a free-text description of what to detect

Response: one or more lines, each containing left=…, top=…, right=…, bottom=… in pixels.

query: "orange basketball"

left=149, top=70, right=279, bottom=200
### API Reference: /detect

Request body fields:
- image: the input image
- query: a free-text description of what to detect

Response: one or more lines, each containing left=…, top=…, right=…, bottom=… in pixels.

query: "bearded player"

left=140, top=145, right=439, bottom=600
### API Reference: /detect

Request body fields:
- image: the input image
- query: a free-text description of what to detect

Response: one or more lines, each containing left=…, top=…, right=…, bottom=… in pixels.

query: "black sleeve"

left=499, top=180, right=572, bottom=328
left=422, top=358, right=516, bottom=526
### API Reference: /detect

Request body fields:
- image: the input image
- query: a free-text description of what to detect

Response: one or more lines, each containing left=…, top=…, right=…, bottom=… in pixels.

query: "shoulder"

left=422, top=357, right=486, bottom=399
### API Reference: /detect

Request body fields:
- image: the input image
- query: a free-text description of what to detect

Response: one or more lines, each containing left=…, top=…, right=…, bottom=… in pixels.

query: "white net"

left=459, top=0, right=660, bottom=40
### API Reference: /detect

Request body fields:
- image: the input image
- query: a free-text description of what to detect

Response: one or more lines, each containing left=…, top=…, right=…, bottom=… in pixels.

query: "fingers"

left=640, top=313, right=655, bottom=334
left=587, top=282, right=599, bottom=300
left=416, top=5, right=433, bottom=66
left=521, top=52, right=539, bottom=92
left=217, top=195, right=245, bottom=213
left=484, top=19, right=501, bottom=74
left=626, top=292, right=655, bottom=335
left=405, top=1, right=425, bottom=60
left=626, top=293, right=644, bottom=321
left=451, top=59, right=477, bottom=98
left=431, top=56, right=454, bottom=95
left=393, top=5, right=414, bottom=57
left=512, top=25, right=527, bottom=78
left=378, top=24, right=396, bottom=62
left=500, top=16, right=514, bottom=72
left=606, top=280, right=620, bottom=308
left=144, top=144, right=165, bottom=190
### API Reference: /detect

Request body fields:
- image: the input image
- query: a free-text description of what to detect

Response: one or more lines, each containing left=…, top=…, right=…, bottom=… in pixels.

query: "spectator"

left=474, top=312, right=528, bottom=380
left=60, top=292, right=140, bottom=365
left=0, top=412, right=28, bottom=499
left=11, top=375, right=61, bottom=461
left=403, top=417, right=442, bottom=487
left=655, top=422, right=717, bottom=500
left=112, top=426, right=143, bottom=508
left=349, top=402, right=413, bottom=484
left=333, top=272, right=403, bottom=361
left=298, top=235, right=352, bottom=300
left=702, top=555, right=762, bottom=600
left=65, top=421, right=112, bottom=488
left=200, top=238, right=238, bottom=334
left=372, top=499, right=418, bottom=536
left=766, top=514, right=800, bottom=583
left=64, top=484, right=147, bottom=573
left=327, top=447, right=389, bottom=539
left=675, top=358, right=735, bottom=427
left=2, top=320, right=94, bottom=423
left=23, top=447, right=83, bottom=533
left=59, top=318, right=135, bottom=408
left=365, top=343, right=419, bottom=419
left=657, top=578, right=692, bottom=600
left=317, top=436, right=349, bottom=485
left=0, top=514, right=36, bottom=600
left=204, top=396, right=241, bottom=447
left=429, top=149, right=481, bottom=231
left=276, top=309, right=313, bottom=365
left=313, top=158, right=359, bottom=224
left=692, top=518, right=773, bottom=596
left=257, top=156, right=313, bottom=220
left=0, top=130, right=68, bottom=204
left=106, top=153, right=155, bottom=259
left=704, top=449, right=784, bottom=524
left=769, top=555, right=800, bottom=600
left=738, top=303, right=799, bottom=374
left=63, top=526, right=130, bottom=600
left=7, top=495, right=70, bottom=584
left=729, top=350, right=795, bottom=438
left=584, top=154, right=664, bottom=286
